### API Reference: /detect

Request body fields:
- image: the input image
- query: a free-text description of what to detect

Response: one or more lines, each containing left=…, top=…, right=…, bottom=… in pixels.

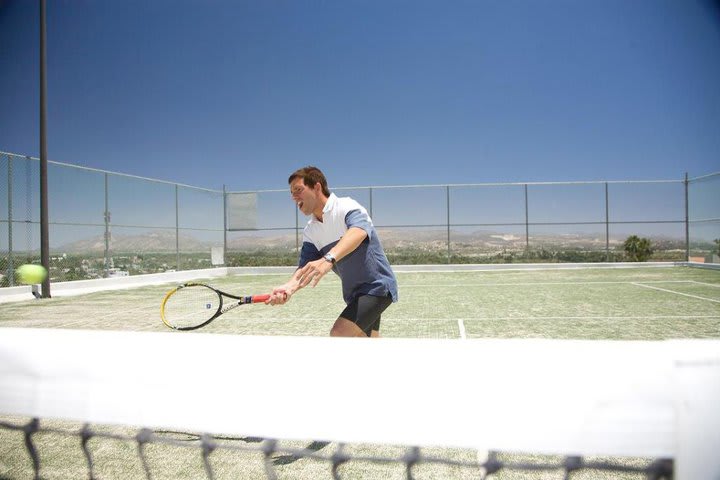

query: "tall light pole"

left=39, top=0, right=51, bottom=298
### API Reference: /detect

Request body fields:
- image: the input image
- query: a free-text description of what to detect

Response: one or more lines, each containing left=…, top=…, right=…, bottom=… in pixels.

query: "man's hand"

left=297, top=258, right=333, bottom=288
left=266, top=288, right=290, bottom=305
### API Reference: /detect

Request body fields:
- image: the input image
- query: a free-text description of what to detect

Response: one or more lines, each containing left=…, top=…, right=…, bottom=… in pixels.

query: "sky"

left=1, top=0, right=719, bottom=192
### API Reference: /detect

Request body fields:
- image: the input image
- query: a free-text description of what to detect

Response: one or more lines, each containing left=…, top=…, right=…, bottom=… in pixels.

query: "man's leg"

left=370, top=318, right=381, bottom=338
left=332, top=295, right=391, bottom=338
left=330, top=317, right=367, bottom=337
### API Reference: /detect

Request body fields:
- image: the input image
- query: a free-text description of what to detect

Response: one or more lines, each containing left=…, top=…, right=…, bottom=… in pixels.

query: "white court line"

left=403, top=280, right=695, bottom=287
left=15, top=315, right=720, bottom=329
left=457, top=319, right=466, bottom=339
left=690, top=280, right=720, bottom=288
left=395, top=315, right=720, bottom=321
left=632, top=283, right=720, bottom=304
left=47, top=314, right=720, bottom=323
left=177, top=314, right=719, bottom=322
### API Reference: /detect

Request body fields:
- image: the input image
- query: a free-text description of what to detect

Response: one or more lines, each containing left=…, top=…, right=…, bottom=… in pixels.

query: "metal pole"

left=7, top=155, right=13, bottom=286
left=104, top=173, right=110, bottom=277
left=684, top=172, right=690, bottom=261
left=446, top=185, right=451, bottom=263
left=39, top=0, right=51, bottom=297
left=175, top=184, right=180, bottom=270
left=295, top=201, right=299, bottom=253
left=524, top=184, right=529, bottom=253
left=605, top=182, right=610, bottom=262
left=369, top=187, right=373, bottom=218
left=223, top=185, right=227, bottom=265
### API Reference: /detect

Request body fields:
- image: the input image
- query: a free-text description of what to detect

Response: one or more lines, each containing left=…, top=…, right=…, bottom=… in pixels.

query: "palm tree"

left=623, top=235, right=654, bottom=262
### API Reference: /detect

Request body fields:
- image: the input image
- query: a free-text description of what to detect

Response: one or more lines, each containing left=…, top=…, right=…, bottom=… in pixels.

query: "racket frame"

left=160, top=282, right=270, bottom=331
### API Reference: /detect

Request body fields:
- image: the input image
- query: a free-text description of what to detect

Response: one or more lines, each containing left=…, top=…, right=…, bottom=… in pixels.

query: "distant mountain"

left=58, top=230, right=300, bottom=253
left=56, top=228, right=686, bottom=254
left=58, top=231, right=209, bottom=253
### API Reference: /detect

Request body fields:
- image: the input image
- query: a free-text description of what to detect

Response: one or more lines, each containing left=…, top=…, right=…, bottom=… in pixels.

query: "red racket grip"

left=251, top=294, right=271, bottom=303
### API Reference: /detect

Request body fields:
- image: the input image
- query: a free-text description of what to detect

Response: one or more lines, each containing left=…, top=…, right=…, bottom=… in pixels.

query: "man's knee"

left=331, top=318, right=368, bottom=337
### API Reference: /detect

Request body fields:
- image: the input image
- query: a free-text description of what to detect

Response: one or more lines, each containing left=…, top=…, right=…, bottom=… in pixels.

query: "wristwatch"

left=323, top=253, right=336, bottom=264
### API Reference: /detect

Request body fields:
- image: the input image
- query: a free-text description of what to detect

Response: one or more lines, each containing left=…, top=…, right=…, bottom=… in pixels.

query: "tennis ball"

left=16, top=264, right=48, bottom=285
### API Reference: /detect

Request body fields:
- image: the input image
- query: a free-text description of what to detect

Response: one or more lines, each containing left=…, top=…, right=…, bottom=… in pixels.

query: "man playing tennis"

left=266, top=166, right=398, bottom=337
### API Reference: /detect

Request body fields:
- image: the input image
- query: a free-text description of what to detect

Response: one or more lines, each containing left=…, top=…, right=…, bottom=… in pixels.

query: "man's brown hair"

left=288, top=166, right=331, bottom=197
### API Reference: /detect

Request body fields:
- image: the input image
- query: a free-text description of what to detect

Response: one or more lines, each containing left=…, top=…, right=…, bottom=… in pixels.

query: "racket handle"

left=251, top=294, right=271, bottom=303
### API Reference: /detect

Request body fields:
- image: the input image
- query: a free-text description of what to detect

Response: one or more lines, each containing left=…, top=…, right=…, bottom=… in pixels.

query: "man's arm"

left=296, top=226, right=367, bottom=289
left=266, top=227, right=368, bottom=305
left=265, top=269, right=303, bottom=305
left=326, top=226, right=368, bottom=263
left=266, top=239, right=320, bottom=305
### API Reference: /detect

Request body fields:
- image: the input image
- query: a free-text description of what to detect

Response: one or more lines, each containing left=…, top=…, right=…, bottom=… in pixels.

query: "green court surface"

left=1, top=265, right=718, bottom=480
left=1, top=265, right=718, bottom=340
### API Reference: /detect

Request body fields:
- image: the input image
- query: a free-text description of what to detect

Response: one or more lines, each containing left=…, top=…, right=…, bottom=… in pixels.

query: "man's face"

left=290, top=178, right=317, bottom=216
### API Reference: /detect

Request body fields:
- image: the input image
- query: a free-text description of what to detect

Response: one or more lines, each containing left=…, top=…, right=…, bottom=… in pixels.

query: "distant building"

left=689, top=255, right=720, bottom=264
left=107, top=268, right=129, bottom=278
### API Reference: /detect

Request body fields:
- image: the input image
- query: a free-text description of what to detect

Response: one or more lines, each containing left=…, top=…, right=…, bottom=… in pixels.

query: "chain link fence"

left=1, top=152, right=224, bottom=287
left=226, top=178, right=712, bottom=266
left=688, top=172, right=720, bottom=263
left=2, top=151, right=718, bottom=286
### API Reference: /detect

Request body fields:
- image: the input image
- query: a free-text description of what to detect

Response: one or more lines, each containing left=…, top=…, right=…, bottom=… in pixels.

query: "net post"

left=673, top=346, right=720, bottom=479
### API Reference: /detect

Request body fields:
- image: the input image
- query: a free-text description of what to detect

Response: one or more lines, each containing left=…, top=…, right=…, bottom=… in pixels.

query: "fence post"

left=446, top=185, right=451, bottom=264
left=103, top=173, right=110, bottom=278
left=295, top=200, right=299, bottom=254
left=7, top=155, right=13, bottom=286
left=369, top=187, right=373, bottom=219
left=684, top=172, right=690, bottom=262
left=223, top=185, right=227, bottom=265
left=175, top=184, right=180, bottom=271
left=605, top=182, right=610, bottom=262
left=524, top=184, right=529, bottom=253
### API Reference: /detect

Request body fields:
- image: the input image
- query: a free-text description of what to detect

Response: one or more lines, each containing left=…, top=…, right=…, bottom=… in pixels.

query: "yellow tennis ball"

left=16, top=264, right=48, bottom=285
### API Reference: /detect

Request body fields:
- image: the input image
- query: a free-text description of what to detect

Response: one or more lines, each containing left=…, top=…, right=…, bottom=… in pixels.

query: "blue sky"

left=1, top=0, right=719, bottom=192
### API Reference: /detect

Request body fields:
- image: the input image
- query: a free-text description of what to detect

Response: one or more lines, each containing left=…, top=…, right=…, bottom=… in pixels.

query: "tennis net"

left=1, top=328, right=718, bottom=479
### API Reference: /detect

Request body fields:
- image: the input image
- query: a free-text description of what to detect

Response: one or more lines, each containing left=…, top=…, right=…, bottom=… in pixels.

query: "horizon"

left=14, top=224, right=710, bottom=254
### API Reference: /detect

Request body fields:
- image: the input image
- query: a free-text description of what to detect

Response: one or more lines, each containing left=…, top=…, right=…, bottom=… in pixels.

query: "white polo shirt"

left=298, top=193, right=398, bottom=305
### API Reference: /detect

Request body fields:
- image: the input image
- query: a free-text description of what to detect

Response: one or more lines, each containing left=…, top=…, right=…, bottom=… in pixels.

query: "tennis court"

left=1, top=264, right=718, bottom=339
left=1, top=264, right=719, bottom=480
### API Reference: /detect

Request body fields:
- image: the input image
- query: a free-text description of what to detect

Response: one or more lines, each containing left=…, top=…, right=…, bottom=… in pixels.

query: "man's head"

left=288, top=166, right=331, bottom=196
left=288, top=166, right=331, bottom=217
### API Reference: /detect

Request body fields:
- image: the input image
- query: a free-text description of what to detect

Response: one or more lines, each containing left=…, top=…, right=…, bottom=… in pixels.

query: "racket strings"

left=162, top=286, right=221, bottom=329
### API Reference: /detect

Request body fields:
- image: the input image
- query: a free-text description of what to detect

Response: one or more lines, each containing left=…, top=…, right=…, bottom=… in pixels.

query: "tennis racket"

left=160, top=282, right=271, bottom=331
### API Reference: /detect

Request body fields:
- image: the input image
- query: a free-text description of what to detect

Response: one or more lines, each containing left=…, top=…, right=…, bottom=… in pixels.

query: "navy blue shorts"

left=340, top=294, right=393, bottom=336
